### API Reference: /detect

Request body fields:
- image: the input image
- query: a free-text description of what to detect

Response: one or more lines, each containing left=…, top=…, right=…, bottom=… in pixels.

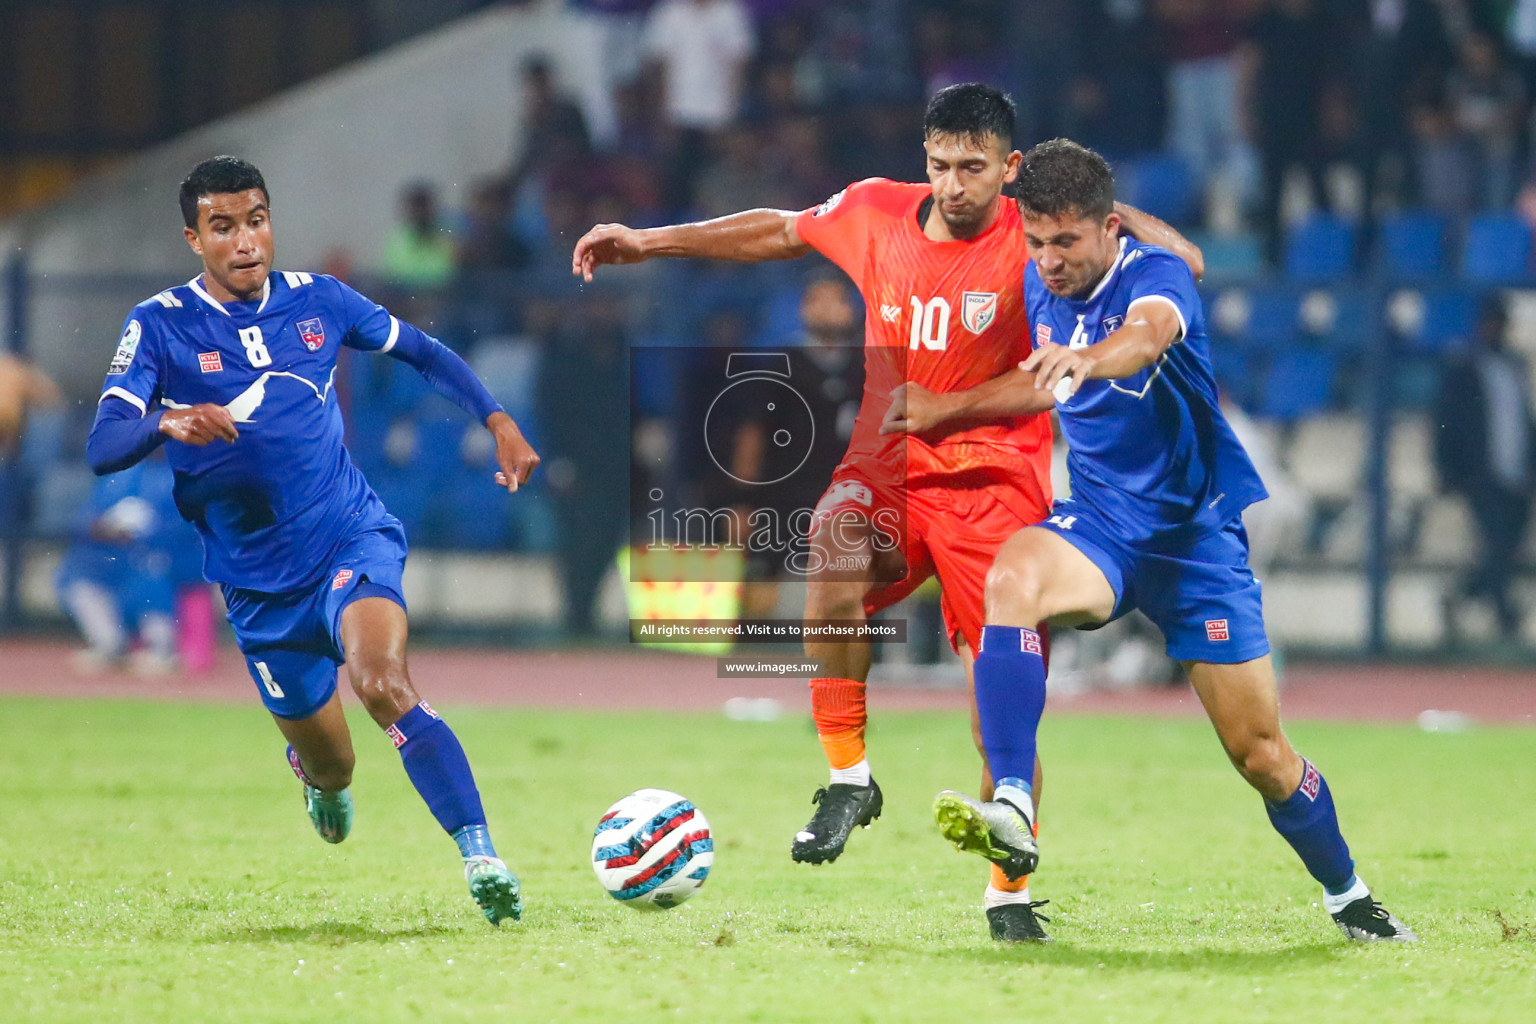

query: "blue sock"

left=388, top=703, right=491, bottom=844
left=973, top=625, right=1047, bottom=796
left=452, top=824, right=497, bottom=860
left=1264, top=758, right=1355, bottom=892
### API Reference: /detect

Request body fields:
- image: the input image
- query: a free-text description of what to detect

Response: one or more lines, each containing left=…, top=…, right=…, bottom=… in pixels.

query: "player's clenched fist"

left=159, top=403, right=239, bottom=445
left=880, top=382, right=954, bottom=435
left=571, top=224, right=649, bottom=281
left=487, top=411, right=541, bottom=493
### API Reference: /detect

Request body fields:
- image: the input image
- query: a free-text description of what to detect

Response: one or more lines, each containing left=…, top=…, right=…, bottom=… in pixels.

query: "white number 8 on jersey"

left=239, top=325, right=272, bottom=367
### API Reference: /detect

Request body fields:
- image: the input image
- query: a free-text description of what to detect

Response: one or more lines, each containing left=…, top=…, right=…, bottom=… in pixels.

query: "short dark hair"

left=179, top=156, right=268, bottom=230
left=922, top=83, right=1015, bottom=151
left=1015, top=138, right=1115, bottom=222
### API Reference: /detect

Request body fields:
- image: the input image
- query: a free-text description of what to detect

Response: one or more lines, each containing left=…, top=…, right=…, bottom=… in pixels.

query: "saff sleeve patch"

left=107, top=319, right=142, bottom=375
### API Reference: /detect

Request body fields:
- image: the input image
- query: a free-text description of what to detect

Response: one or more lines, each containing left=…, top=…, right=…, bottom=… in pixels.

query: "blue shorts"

left=221, top=524, right=408, bottom=719
left=1037, top=502, right=1270, bottom=664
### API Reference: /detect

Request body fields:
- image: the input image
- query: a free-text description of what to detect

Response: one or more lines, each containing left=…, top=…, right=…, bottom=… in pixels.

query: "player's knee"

left=346, top=655, right=416, bottom=722
left=805, top=580, right=866, bottom=621
left=1228, top=734, right=1289, bottom=790
left=984, top=552, right=1044, bottom=626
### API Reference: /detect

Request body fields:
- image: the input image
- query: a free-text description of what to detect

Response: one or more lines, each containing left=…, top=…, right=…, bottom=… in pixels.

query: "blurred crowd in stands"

left=319, top=0, right=1536, bottom=641
left=10, top=0, right=1536, bottom=655
left=380, top=0, right=1536, bottom=294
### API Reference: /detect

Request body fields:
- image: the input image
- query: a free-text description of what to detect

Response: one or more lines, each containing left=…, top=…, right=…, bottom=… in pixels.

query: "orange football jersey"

left=795, top=178, right=1052, bottom=510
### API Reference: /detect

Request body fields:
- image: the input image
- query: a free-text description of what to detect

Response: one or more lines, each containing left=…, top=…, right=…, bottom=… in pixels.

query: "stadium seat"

left=369, top=459, right=431, bottom=537
left=1375, top=210, right=1445, bottom=281
left=1462, top=213, right=1531, bottom=284
left=1392, top=357, right=1440, bottom=411
left=1389, top=414, right=1437, bottom=500
left=432, top=469, right=512, bottom=550
left=1210, top=346, right=1255, bottom=409
left=1283, top=213, right=1355, bottom=282
left=1285, top=414, right=1364, bottom=503
left=1413, top=495, right=1474, bottom=566
left=1191, top=232, right=1263, bottom=284
left=343, top=403, right=392, bottom=474
left=1240, top=286, right=1303, bottom=350
left=1325, top=290, right=1372, bottom=351
left=1256, top=347, right=1336, bottom=420
left=471, top=337, right=540, bottom=422
left=1119, top=153, right=1197, bottom=226
left=1412, top=290, right=1479, bottom=352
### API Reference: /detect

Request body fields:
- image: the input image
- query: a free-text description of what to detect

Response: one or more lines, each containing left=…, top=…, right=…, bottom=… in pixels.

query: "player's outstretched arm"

left=879, top=368, right=1056, bottom=436
left=572, top=210, right=810, bottom=281
left=1114, top=202, right=1205, bottom=281
left=382, top=322, right=541, bottom=492
left=1023, top=300, right=1184, bottom=400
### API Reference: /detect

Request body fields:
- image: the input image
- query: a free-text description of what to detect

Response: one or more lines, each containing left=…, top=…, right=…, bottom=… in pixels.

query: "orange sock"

left=988, top=818, right=1040, bottom=893
left=810, top=677, right=867, bottom=769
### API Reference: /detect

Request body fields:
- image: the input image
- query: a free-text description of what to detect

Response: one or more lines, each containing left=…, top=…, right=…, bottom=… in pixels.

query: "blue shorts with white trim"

left=1036, top=502, right=1270, bottom=664
left=221, top=524, right=408, bottom=719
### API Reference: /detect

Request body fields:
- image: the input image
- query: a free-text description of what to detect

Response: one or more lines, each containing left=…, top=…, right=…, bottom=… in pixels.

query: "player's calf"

left=387, top=701, right=520, bottom=925
left=287, top=744, right=353, bottom=844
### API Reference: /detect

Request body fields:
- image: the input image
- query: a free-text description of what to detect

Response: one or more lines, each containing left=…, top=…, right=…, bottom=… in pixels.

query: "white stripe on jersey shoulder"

left=150, top=290, right=183, bottom=308
left=186, top=275, right=229, bottom=316
left=1128, top=294, right=1188, bottom=343
left=99, top=387, right=148, bottom=415
left=280, top=271, right=315, bottom=288
left=381, top=315, right=400, bottom=353
left=1085, top=236, right=1130, bottom=303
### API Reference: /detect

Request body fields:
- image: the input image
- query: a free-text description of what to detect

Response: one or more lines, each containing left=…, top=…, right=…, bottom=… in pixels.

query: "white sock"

left=993, top=783, right=1035, bottom=827
left=985, top=884, right=1033, bottom=909
left=829, top=759, right=871, bottom=786
left=1322, top=875, right=1369, bottom=915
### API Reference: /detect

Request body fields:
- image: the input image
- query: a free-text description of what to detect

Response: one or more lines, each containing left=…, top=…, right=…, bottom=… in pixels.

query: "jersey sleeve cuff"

left=1128, top=294, right=1188, bottom=343
left=100, top=386, right=149, bottom=415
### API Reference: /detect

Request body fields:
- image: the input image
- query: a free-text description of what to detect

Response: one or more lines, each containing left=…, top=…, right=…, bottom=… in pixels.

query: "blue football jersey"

left=1025, top=238, right=1267, bottom=536
left=97, top=271, right=401, bottom=592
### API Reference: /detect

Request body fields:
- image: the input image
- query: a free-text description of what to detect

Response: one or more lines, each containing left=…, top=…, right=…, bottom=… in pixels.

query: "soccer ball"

left=591, top=788, right=714, bottom=909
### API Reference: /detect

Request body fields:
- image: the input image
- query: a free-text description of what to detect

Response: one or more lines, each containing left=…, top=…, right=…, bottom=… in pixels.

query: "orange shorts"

left=810, top=468, right=1050, bottom=654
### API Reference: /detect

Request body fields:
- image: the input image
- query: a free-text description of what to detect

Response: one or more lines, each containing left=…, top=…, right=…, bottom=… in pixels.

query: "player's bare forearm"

left=880, top=369, right=1053, bottom=436
left=1024, top=318, right=1174, bottom=397
left=573, top=210, right=808, bottom=280
left=1114, top=202, right=1205, bottom=281
left=487, top=409, right=540, bottom=492
left=638, top=210, right=809, bottom=262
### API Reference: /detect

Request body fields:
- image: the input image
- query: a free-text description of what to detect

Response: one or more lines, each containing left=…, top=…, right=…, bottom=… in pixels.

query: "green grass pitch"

left=2, top=696, right=1533, bottom=1022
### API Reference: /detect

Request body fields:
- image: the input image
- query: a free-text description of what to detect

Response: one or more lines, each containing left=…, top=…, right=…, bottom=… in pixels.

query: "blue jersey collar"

left=1079, top=236, right=1129, bottom=305
left=187, top=273, right=271, bottom=316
